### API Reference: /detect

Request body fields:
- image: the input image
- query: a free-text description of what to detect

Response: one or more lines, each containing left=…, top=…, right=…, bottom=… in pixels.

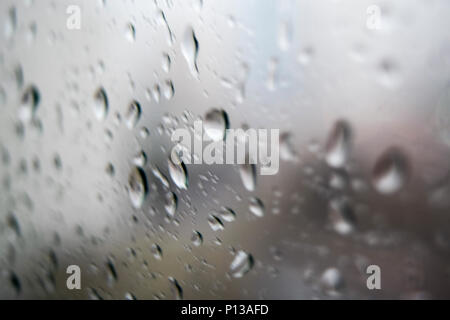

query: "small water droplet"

left=125, top=22, right=136, bottom=42
left=239, top=163, right=256, bottom=191
left=328, top=198, right=356, bottom=235
left=230, top=250, right=254, bottom=278
left=181, top=26, right=199, bottom=78
left=168, top=154, right=188, bottom=190
left=128, top=167, right=148, bottom=209
left=168, top=277, right=183, bottom=299
left=93, top=87, right=108, bottom=121
left=191, top=230, right=203, bottom=246
left=151, top=243, right=163, bottom=260
left=19, top=85, right=40, bottom=123
left=249, top=197, right=265, bottom=217
left=204, top=109, right=229, bottom=141
left=320, top=267, right=344, bottom=295
left=372, top=147, right=409, bottom=194
left=220, top=207, right=236, bottom=222
left=208, top=214, right=224, bottom=231
left=325, top=120, right=352, bottom=168
left=125, top=100, right=141, bottom=129
left=164, top=191, right=177, bottom=217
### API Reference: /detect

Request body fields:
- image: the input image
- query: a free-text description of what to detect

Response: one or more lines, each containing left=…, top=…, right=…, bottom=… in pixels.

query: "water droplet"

left=132, top=150, right=147, bottom=167
left=128, top=167, right=148, bottom=209
left=280, top=132, right=297, bottom=161
left=93, top=87, right=108, bottom=121
left=168, top=277, right=183, bottom=299
left=181, top=26, right=199, bottom=78
left=168, top=155, right=188, bottom=190
left=239, top=163, right=256, bottom=191
left=125, top=100, right=141, bottom=129
left=125, top=22, right=136, bottom=42
left=208, top=214, right=224, bottom=231
left=320, top=268, right=344, bottom=295
left=325, top=120, right=352, bottom=168
left=162, top=53, right=171, bottom=73
left=19, top=85, right=40, bottom=123
left=204, top=109, right=229, bottom=141
left=164, top=191, right=177, bottom=217
left=191, top=230, right=203, bottom=246
left=220, top=207, right=236, bottom=222
left=163, top=80, right=174, bottom=100
left=151, top=243, right=163, bottom=260
left=372, top=147, right=409, bottom=194
left=328, top=198, right=356, bottom=235
left=278, top=20, right=292, bottom=51
left=230, top=250, right=254, bottom=278
left=249, top=197, right=265, bottom=217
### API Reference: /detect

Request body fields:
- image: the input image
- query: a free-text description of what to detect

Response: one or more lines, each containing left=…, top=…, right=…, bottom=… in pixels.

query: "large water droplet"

left=372, top=147, right=409, bottom=194
left=128, top=167, right=148, bottom=209
left=204, top=109, right=229, bottom=141
left=181, top=26, right=199, bottom=78
left=325, top=120, right=352, bottom=168
left=229, top=250, right=254, bottom=278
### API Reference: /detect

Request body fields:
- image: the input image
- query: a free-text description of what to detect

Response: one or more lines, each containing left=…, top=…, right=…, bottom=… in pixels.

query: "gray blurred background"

left=1, top=0, right=450, bottom=299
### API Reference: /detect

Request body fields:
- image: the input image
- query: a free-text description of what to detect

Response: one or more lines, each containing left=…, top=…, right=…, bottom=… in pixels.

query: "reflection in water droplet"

left=204, top=109, right=229, bottom=141
left=125, top=100, right=141, bottom=129
left=128, top=167, right=148, bottom=209
left=19, top=85, right=40, bottom=123
left=230, top=250, right=254, bottom=278
left=239, top=163, right=256, bottom=191
left=372, top=147, right=409, bottom=194
left=93, top=87, right=108, bottom=121
left=181, top=26, right=199, bottom=78
left=325, top=120, right=352, bottom=168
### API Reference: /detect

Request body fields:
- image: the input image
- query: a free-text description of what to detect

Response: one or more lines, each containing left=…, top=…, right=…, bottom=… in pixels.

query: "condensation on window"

left=0, top=0, right=450, bottom=299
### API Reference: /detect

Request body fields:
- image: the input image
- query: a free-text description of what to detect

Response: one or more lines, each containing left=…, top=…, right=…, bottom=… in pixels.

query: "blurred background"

left=1, top=0, right=450, bottom=299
